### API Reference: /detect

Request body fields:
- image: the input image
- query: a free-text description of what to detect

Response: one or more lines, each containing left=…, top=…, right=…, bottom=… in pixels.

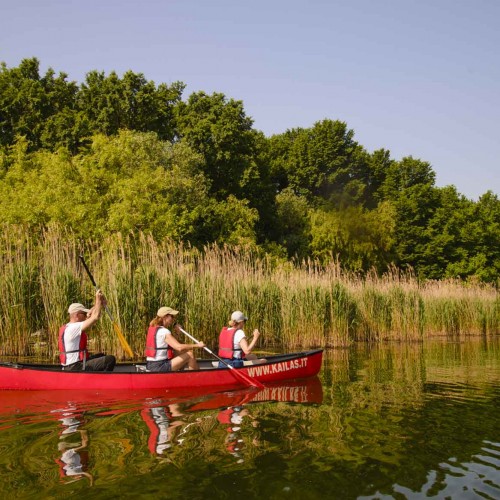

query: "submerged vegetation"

left=0, top=226, right=498, bottom=359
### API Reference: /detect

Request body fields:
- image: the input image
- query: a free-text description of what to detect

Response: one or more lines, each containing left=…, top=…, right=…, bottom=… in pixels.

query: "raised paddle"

left=179, top=327, right=264, bottom=389
left=79, top=255, right=134, bottom=359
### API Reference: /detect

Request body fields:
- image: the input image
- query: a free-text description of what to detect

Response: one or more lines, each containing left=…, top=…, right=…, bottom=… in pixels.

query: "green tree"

left=380, top=155, right=436, bottom=200
left=77, top=70, right=185, bottom=141
left=175, top=91, right=256, bottom=199
left=445, top=191, right=500, bottom=281
left=419, top=186, right=472, bottom=279
left=274, top=188, right=311, bottom=259
left=267, top=128, right=303, bottom=193
left=365, top=148, right=395, bottom=207
left=0, top=130, right=259, bottom=246
left=192, top=195, right=259, bottom=247
left=267, top=119, right=369, bottom=206
left=392, top=183, right=440, bottom=275
left=0, top=58, right=80, bottom=150
left=309, top=202, right=396, bottom=271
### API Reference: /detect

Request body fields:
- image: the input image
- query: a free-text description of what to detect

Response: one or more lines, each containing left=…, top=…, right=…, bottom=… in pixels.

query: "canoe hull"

left=0, top=350, right=323, bottom=391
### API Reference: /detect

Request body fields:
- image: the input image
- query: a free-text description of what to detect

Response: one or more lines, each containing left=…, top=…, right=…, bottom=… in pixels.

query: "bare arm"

left=72, top=430, right=89, bottom=452
left=167, top=325, right=205, bottom=352
left=81, top=289, right=104, bottom=331
left=239, top=329, right=260, bottom=355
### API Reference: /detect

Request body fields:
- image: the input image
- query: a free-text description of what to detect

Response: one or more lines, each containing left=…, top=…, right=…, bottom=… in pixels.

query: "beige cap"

left=231, top=310, right=248, bottom=322
left=68, top=303, right=90, bottom=314
left=157, top=306, right=179, bottom=318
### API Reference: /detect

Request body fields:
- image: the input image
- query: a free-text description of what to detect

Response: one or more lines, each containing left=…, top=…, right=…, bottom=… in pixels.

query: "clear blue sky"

left=1, top=0, right=499, bottom=200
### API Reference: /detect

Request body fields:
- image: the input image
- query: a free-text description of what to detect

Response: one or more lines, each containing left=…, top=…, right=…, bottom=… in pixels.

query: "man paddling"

left=59, top=289, right=116, bottom=371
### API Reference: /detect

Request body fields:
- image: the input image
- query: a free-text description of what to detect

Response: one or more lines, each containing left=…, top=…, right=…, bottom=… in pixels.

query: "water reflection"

left=216, top=405, right=258, bottom=463
left=53, top=405, right=93, bottom=485
left=0, top=338, right=499, bottom=499
left=141, top=404, right=185, bottom=456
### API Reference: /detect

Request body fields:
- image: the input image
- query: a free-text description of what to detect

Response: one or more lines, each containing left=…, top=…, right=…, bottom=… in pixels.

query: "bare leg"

left=171, top=350, right=199, bottom=371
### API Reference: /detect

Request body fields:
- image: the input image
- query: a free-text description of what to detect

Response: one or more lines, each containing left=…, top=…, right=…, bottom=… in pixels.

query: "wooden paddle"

left=79, top=255, right=134, bottom=359
left=179, top=327, right=264, bottom=389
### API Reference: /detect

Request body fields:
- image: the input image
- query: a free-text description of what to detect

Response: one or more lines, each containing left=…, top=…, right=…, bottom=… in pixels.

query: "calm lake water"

left=0, top=337, right=499, bottom=499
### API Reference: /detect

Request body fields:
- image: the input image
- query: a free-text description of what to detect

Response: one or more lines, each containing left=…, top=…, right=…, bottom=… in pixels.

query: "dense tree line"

left=1, top=58, right=499, bottom=282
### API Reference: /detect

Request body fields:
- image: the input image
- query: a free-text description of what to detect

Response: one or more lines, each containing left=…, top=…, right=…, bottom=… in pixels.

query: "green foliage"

left=175, top=91, right=256, bottom=199
left=78, top=70, right=184, bottom=140
left=274, top=188, right=310, bottom=259
left=443, top=191, right=500, bottom=281
left=268, top=119, right=370, bottom=205
left=391, top=182, right=439, bottom=275
left=1, top=58, right=500, bottom=281
left=0, top=131, right=258, bottom=246
left=193, top=195, right=259, bottom=247
left=365, top=148, right=395, bottom=207
left=309, top=202, right=396, bottom=272
left=380, top=155, right=436, bottom=200
left=0, top=58, right=184, bottom=153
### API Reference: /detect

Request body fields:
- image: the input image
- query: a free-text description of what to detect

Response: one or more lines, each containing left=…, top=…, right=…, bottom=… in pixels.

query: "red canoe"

left=0, top=350, right=323, bottom=391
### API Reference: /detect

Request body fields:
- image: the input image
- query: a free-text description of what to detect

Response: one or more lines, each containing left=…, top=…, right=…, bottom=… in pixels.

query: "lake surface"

left=0, top=338, right=499, bottom=499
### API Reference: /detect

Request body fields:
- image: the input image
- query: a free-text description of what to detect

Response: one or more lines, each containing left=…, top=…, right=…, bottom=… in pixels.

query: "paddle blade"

left=233, top=369, right=264, bottom=388
left=112, top=322, right=134, bottom=359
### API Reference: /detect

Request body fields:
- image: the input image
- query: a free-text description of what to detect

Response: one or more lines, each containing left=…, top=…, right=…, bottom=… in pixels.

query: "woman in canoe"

left=145, top=307, right=205, bottom=372
left=59, top=289, right=116, bottom=371
left=218, top=310, right=261, bottom=368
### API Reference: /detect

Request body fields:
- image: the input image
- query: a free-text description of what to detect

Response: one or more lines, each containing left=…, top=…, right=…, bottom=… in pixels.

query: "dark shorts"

left=146, top=359, right=172, bottom=372
left=218, top=358, right=244, bottom=368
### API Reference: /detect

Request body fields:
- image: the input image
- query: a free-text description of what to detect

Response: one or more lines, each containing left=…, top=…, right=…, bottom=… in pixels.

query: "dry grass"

left=0, top=225, right=498, bottom=359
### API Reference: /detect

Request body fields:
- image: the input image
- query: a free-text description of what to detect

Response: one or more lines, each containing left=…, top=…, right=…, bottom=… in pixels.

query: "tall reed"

left=0, top=225, right=498, bottom=359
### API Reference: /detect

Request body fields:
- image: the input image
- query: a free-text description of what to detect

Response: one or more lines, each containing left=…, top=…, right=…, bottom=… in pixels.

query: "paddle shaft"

left=78, top=255, right=134, bottom=358
left=79, top=255, right=115, bottom=320
left=179, top=328, right=264, bottom=388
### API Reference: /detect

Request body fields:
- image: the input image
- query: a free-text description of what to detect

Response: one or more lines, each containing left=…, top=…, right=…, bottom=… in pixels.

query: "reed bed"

left=0, top=225, right=499, bottom=360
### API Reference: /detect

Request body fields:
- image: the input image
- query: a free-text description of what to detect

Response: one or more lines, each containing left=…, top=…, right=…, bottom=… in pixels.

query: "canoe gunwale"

left=0, top=349, right=323, bottom=374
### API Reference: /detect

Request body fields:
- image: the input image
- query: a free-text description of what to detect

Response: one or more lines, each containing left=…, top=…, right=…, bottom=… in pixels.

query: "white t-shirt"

left=231, top=329, right=246, bottom=359
left=61, top=448, right=84, bottom=476
left=150, top=407, right=172, bottom=454
left=61, top=322, right=85, bottom=366
left=146, top=327, right=172, bottom=361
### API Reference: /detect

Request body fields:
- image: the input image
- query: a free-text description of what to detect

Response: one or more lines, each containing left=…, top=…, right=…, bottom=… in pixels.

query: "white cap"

left=68, top=303, right=90, bottom=314
left=231, top=311, right=248, bottom=322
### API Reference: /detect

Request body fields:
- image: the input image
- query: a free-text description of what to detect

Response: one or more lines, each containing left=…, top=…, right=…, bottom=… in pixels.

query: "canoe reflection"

left=0, top=376, right=322, bottom=415
left=139, top=377, right=323, bottom=459
left=187, top=375, right=323, bottom=411
left=0, top=377, right=323, bottom=469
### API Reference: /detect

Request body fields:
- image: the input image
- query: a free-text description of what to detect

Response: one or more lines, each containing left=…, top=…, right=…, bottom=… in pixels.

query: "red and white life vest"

left=58, top=324, right=88, bottom=365
left=144, top=326, right=175, bottom=359
left=218, top=327, right=245, bottom=359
